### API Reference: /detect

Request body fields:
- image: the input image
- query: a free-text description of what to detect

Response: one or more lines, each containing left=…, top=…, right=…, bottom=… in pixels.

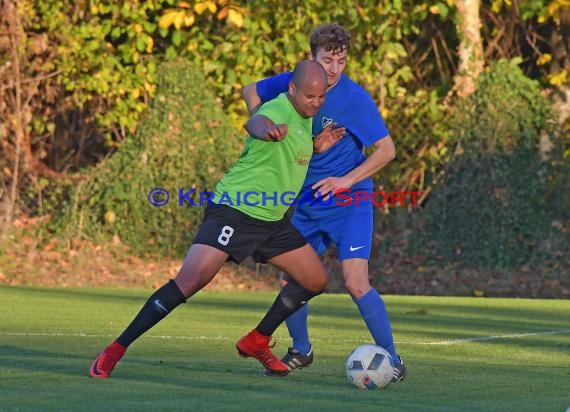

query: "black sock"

left=256, top=280, right=321, bottom=336
left=116, top=280, right=186, bottom=347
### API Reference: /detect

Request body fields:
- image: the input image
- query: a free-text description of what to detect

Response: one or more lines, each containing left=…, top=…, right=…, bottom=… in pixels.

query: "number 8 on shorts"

left=217, top=225, right=234, bottom=246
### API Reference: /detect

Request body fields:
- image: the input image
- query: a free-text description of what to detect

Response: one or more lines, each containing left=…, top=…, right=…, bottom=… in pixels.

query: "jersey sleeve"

left=255, top=94, right=288, bottom=124
left=348, top=91, right=390, bottom=148
left=256, top=72, right=293, bottom=104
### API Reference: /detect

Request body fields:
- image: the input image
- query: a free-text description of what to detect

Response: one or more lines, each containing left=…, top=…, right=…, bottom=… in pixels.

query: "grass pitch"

left=1, top=286, right=569, bottom=411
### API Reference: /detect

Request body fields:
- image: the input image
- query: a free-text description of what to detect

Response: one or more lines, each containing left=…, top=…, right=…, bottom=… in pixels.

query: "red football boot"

left=89, top=341, right=126, bottom=378
left=236, top=330, right=289, bottom=376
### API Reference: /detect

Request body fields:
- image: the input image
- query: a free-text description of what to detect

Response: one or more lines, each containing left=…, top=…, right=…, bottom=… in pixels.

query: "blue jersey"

left=257, top=72, right=390, bottom=218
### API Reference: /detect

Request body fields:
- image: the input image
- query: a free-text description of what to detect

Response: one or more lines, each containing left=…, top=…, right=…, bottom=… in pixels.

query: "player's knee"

left=279, top=271, right=290, bottom=288
left=344, top=277, right=369, bottom=299
left=312, top=270, right=330, bottom=292
left=305, top=281, right=326, bottom=295
left=174, top=268, right=212, bottom=297
left=291, top=258, right=329, bottom=292
left=300, top=272, right=328, bottom=293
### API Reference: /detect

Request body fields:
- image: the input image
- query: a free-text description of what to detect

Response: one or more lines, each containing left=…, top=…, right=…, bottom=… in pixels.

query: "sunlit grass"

left=1, top=286, right=569, bottom=412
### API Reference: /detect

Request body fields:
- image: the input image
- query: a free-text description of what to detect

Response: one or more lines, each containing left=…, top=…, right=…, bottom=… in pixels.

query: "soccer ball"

left=346, top=344, right=394, bottom=389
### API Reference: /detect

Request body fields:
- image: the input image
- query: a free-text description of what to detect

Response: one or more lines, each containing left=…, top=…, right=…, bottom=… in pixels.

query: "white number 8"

left=217, top=225, right=234, bottom=246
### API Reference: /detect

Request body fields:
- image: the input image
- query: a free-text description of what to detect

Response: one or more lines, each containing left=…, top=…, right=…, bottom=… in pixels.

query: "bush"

left=54, top=59, right=242, bottom=256
left=414, top=59, right=566, bottom=269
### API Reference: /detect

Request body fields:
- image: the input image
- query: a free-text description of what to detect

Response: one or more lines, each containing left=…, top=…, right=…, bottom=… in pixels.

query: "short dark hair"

left=309, top=23, right=351, bottom=56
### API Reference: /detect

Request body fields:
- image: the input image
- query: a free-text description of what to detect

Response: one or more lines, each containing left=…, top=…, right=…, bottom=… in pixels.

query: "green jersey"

left=214, top=93, right=313, bottom=221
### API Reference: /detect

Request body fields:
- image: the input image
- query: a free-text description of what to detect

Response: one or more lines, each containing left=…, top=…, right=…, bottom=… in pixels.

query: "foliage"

left=375, top=88, right=450, bottom=195
left=4, top=0, right=567, bottom=198
left=20, top=0, right=242, bottom=141
left=52, top=59, right=242, bottom=256
left=3, top=0, right=569, bottom=271
left=451, top=59, right=552, bottom=152
left=482, top=0, right=569, bottom=88
left=414, top=60, right=567, bottom=268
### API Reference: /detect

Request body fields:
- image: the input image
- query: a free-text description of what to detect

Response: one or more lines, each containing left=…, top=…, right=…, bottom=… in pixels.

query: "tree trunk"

left=1, top=0, right=24, bottom=232
left=454, top=0, right=484, bottom=97
left=550, top=7, right=570, bottom=125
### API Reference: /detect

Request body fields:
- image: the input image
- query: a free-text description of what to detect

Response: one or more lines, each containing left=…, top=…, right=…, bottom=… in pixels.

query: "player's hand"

left=311, top=175, right=355, bottom=200
left=265, top=124, right=288, bottom=141
left=313, top=123, right=346, bottom=153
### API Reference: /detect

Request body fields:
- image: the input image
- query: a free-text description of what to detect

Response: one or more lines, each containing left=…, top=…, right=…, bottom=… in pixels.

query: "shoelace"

left=282, top=352, right=298, bottom=365
left=253, top=348, right=279, bottom=366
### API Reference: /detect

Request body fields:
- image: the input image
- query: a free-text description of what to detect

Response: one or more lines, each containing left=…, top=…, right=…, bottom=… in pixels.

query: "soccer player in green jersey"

left=89, top=60, right=328, bottom=378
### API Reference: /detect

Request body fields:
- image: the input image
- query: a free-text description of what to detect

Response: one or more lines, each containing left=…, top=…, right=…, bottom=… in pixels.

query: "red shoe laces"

left=253, top=348, right=278, bottom=365
left=99, top=353, right=118, bottom=370
left=253, top=339, right=278, bottom=365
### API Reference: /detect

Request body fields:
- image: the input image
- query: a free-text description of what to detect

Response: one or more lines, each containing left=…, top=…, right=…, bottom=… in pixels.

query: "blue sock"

left=355, top=288, right=399, bottom=364
left=285, top=304, right=311, bottom=355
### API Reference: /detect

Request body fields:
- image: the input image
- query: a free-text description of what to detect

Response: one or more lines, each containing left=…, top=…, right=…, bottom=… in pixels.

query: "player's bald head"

left=291, top=60, right=327, bottom=90
left=288, top=60, right=327, bottom=118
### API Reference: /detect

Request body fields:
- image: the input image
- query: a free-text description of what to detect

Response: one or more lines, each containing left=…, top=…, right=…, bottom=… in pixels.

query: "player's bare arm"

left=242, top=82, right=262, bottom=114
left=245, top=114, right=288, bottom=141
left=311, top=135, right=396, bottom=198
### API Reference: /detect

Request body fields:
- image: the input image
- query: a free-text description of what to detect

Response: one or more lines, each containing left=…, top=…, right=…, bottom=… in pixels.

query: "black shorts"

left=193, top=204, right=308, bottom=264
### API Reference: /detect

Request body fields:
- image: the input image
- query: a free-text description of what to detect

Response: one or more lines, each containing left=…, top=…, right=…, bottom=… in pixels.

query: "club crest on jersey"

left=296, top=150, right=311, bottom=166
left=322, top=117, right=333, bottom=128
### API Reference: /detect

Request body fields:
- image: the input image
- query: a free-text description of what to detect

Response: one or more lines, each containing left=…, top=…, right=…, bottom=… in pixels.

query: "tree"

left=454, top=0, right=484, bottom=97
left=1, top=0, right=25, bottom=231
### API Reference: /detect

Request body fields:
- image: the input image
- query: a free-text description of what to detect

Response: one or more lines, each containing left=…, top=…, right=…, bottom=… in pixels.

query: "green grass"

left=1, top=286, right=569, bottom=412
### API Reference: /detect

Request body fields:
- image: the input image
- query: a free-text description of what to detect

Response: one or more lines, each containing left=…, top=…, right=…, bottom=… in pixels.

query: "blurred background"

left=0, top=0, right=568, bottom=297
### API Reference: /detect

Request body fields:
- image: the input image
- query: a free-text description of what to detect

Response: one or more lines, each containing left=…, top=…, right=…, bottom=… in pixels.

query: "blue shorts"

left=291, top=205, right=373, bottom=261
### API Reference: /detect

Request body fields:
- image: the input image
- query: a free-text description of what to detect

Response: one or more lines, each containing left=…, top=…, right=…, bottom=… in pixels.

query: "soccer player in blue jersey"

left=242, top=23, right=406, bottom=381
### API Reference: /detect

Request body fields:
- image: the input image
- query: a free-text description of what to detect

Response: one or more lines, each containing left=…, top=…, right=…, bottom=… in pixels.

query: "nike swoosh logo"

left=91, top=354, right=104, bottom=376
left=154, top=299, right=169, bottom=313
left=349, top=246, right=365, bottom=252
